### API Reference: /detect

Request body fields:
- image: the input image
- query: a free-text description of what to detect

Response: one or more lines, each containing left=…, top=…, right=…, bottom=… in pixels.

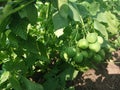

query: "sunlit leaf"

left=54, top=28, right=64, bottom=37
left=96, top=11, right=119, bottom=34
left=80, top=1, right=100, bottom=16
left=0, top=71, right=10, bottom=84
left=68, top=2, right=81, bottom=22
left=94, top=20, right=108, bottom=39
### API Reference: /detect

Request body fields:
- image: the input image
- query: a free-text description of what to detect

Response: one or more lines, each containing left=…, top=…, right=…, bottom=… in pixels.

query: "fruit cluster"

left=60, top=32, right=106, bottom=64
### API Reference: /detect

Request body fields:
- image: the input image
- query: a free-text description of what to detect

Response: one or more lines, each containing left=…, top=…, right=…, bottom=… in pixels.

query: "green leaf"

left=77, top=4, right=89, bottom=18
left=58, top=0, right=68, bottom=18
left=0, top=33, right=6, bottom=47
left=59, top=66, right=78, bottom=81
left=8, top=32, right=19, bottom=48
left=0, top=16, right=12, bottom=32
left=68, top=2, right=81, bottom=22
left=94, top=20, right=108, bottom=40
left=19, top=35, right=39, bottom=53
left=0, top=51, right=8, bottom=61
left=2, top=1, right=13, bottom=14
left=96, top=11, right=119, bottom=34
left=59, top=4, right=69, bottom=18
left=20, top=76, right=44, bottom=90
left=18, top=3, right=38, bottom=24
left=9, top=76, right=22, bottom=90
left=69, top=0, right=77, bottom=2
left=25, top=53, right=40, bottom=68
left=51, top=0, right=58, bottom=8
left=58, top=0, right=68, bottom=9
left=0, top=71, right=10, bottom=84
left=9, top=16, right=28, bottom=40
left=3, top=59, right=27, bottom=76
left=52, top=11, right=68, bottom=30
left=80, top=1, right=100, bottom=16
left=43, top=78, right=59, bottom=90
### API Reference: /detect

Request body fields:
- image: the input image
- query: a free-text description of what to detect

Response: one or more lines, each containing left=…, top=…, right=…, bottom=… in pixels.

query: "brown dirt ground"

left=72, top=50, right=120, bottom=90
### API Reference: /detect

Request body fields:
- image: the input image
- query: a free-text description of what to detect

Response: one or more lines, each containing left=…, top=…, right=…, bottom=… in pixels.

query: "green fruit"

left=74, top=53, right=83, bottom=63
left=65, top=47, right=76, bottom=58
left=93, top=54, right=102, bottom=62
left=89, top=42, right=101, bottom=52
left=81, top=51, right=88, bottom=58
left=77, top=38, right=89, bottom=49
left=99, top=49, right=105, bottom=58
left=97, top=36, right=103, bottom=44
left=88, top=50, right=94, bottom=58
left=86, top=33, right=97, bottom=43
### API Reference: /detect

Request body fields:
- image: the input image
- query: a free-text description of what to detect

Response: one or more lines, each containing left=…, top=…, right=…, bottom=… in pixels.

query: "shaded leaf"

left=18, top=3, right=38, bottom=24
left=43, top=78, right=59, bottom=90
left=8, top=32, right=19, bottom=48
left=77, top=4, right=89, bottom=18
left=52, top=11, right=68, bottom=30
left=58, top=0, right=68, bottom=18
left=9, top=76, right=22, bottom=90
left=59, top=4, right=69, bottom=18
left=3, top=58, right=27, bottom=75
left=19, top=35, right=39, bottom=53
left=20, top=76, right=44, bottom=90
left=9, top=15, right=28, bottom=40
left=0, top=16, right=12, bottom=32
left=59, top=66, right=78, bottom=81
left=0, top=33, right=6, bottom=47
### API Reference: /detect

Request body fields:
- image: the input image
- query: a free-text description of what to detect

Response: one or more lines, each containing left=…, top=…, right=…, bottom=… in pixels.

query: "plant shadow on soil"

left=68, top=50, right=120, bottom=90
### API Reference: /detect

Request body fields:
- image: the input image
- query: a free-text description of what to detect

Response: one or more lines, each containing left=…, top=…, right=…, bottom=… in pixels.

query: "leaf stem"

left=79, top=15, right=87, bottom=37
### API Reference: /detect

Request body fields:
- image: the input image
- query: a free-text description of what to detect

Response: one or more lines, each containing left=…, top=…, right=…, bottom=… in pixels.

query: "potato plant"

left=0, top=0, right=120, bottom=90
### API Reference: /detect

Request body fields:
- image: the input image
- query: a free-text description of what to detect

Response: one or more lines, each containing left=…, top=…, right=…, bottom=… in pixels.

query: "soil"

left=72, top=49, right=120, bottom=90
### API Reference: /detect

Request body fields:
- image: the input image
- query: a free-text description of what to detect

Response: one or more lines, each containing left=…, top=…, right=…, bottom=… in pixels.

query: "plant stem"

left=0, top=0, right=35, bottom=25
left=47, top=1, right=51, bottom=19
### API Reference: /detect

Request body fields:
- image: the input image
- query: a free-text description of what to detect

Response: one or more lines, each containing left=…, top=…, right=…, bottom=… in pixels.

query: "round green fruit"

left=65, top=47, right=76, bottom=58
left=88, top=50, right=94, bottom=58
left=93, top=54, right=102, bottom=62
left=74, top=53, right=83, bottom=63
left=81, top=51, right=88, bottom=58
left=89, top=42, right=101, bottom=52
left=99, top=49, right=105, bottom=58
left=97, top=36, right=104, bottom=44
left=77, top=38, right=89, bottom=49
left=86, top=33, right=98, bottom=43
